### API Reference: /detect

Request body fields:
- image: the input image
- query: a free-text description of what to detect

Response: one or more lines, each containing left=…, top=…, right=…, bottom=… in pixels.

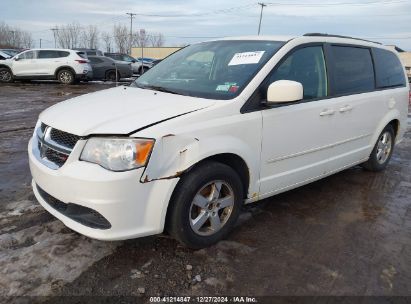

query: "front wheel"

left=361, top=125, right=395, bottom=171
left=167, top=161, right=243, bottom=249
left=0, top=68, right=14, bottom=83
left=57, top=69, right=75, bottom=85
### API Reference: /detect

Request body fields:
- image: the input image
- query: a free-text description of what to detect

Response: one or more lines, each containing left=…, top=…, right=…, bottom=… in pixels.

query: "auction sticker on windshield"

left=228, top=51, right=265, bottom=66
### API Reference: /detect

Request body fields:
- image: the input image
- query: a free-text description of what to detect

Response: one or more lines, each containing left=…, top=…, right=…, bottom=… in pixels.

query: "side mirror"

left=131, top=59, right=136, bottom=63
left=266, top=80, right=303, bottom=104
left=14, top=56, right=20, bottom=61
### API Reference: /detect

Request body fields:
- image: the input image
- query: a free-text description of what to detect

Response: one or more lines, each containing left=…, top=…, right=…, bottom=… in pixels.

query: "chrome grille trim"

left=33, top=123, right=81, bottom=170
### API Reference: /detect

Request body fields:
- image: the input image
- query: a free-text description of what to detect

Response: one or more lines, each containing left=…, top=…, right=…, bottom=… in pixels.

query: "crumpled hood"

left=39, top=86, right=216, bottom=136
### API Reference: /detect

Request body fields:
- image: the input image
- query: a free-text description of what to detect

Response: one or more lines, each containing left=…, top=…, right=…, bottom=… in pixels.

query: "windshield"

left=132, top=40, right=285, bottom=100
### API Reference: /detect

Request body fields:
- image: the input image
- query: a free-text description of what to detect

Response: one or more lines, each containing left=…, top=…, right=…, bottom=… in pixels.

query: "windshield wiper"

left=140, top=85, right=183, bottom=95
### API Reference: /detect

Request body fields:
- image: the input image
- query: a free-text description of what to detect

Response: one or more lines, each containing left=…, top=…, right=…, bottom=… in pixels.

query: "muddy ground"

left=0, top=82, right=410, bottom=302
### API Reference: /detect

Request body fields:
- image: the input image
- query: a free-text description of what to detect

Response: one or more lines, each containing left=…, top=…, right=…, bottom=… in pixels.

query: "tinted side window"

left=57, top=51, right=70, bottom=57
left=38, top=50, right=59, bottom=59
left=330, top=46, right=374, bottom=95
left=373, top=48, right=406, bottom=88
left=21, top=51, right=35, bottom=59
left=87, top=51, right=97, bottom=56
left=89, top=57, right=103, bottom=64
left=268, top=46, right=328, bottom=100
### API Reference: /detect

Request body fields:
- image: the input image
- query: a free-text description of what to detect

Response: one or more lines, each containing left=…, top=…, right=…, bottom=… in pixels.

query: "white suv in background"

left=0, top=49, right=93, bottom=84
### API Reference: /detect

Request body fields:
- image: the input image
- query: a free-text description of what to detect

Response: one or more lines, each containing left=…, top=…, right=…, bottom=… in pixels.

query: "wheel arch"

left=54, top=66, right=76, bottom=78
left=180, top=153, right=250, bottom=199
left=369, top=111, right=402, bottom=157
left=0, top=64, right=12, bottom=71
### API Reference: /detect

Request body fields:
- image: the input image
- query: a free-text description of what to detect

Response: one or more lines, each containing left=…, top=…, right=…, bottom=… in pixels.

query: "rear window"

left=330, top=46, right=375, bottom=95
left=373, top=48, right=406, bottom=88
left=77, top=52, right=87, bottom=59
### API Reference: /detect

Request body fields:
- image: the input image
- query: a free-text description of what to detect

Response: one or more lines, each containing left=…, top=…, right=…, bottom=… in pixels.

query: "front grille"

left=34, top=123, right=82, bottom=169
left=36, top=185, right=111, bottom=230
left=45, top=148, right=68, bottom=167
left=40, top=122, right=47, bottom=133
left=50, top=128, right=80, bottom=149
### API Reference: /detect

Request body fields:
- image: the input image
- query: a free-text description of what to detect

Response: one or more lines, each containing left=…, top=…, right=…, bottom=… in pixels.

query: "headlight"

left=80, top=137, right=154, bottom=171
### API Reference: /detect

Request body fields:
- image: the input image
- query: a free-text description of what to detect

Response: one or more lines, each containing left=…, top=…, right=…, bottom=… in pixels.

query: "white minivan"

left=28, top=34, right=409, bottom=248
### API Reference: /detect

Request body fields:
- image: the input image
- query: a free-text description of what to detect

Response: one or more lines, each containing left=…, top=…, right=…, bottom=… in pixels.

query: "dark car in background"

left=0, top=49, right=23, bottom=57
left=0, top=51, right=11, bottom=60
left=88, top=56, right=132, bottom=81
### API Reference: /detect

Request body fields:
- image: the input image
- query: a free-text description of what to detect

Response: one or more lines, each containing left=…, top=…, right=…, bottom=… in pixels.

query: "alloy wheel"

left=189, top=180, right=235, bottom=236
left=376, top=131, right=392, bottom=164
left=0, top=70, right=12, bottom=82
left=59, top=71, right=72, bottom=84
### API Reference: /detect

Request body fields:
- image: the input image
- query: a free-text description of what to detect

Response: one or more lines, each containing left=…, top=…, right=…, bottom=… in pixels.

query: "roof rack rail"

left=303, top=33, right=382, bottom=45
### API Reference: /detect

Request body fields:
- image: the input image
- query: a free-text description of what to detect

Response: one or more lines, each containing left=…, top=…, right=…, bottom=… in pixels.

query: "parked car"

left=0, top=51, right=11, bottom=60
left=29, top=34, right=409, bottom=248
left=73, top=48, right=104, bottom=56
left=87, top=55, right=132, bottom=81
left=151, top=59, right=162, bottom=66
left=0, top=49, right=92, bottom=84
left=104, top=53, right=152, bottom=74
left=0, top=49, right=22, bottom=57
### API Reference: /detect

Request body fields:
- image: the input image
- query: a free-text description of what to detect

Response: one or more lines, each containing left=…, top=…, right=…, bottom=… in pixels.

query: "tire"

left=57, top=69, right=75, bottom=85
left=166, top=161, right=244, bottom=249
left=0, top=67, right=13, bottom=83
left=106, top=70, right=119, bottom=82
left=139, top=67, right=149, bottom=75
left=361, top=124, right=395, bottom=172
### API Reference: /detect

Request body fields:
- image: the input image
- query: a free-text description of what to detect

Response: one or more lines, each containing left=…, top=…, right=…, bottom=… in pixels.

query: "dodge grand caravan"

left=28, top=34, right=409, bottom=248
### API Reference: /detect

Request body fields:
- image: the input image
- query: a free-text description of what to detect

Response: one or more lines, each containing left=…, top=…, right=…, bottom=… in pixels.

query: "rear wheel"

left=57, top=69, right=75, bottom=85
left=361, top=125, right=395, bottom=171
left=167, top=161, right=243, bottom=249
left=106, top=70, right=119, bottom=82
left=0, top=68, right=13, bottom=83
left=139, top=66, right=149, bottom=75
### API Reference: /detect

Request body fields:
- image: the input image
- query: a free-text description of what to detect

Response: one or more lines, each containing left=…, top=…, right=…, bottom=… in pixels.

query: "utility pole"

left=39, top=38, right=42, bottom=48
left=50, top=28, right=58, bottom=48
left=126, top=13, right=136, bottom=55
left=257, top=2, right=267, bottom=35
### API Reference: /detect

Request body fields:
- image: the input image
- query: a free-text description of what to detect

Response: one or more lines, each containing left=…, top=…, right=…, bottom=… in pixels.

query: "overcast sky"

left=1, top=0, right=411, bottom=50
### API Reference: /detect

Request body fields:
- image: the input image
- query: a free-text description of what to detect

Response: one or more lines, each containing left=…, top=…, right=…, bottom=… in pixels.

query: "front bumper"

left=28, top=138, right=179, bottom=241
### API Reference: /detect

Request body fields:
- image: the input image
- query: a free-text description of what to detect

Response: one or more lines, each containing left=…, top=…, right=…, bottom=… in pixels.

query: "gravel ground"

left=0, top=82, right=410, bottom=302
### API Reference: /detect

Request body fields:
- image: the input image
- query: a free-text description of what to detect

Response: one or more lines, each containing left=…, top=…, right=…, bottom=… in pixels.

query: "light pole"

left=126, top=13, right=136, bottom=55
left=50, top=28, right=58, bottom=48
left=258, top=2, right=267, bottom=35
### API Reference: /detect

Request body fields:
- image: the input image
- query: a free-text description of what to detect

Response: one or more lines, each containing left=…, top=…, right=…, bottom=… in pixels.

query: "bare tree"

left=55, top=23, right=82, bottom=49
left=0, top=22, right=34, bottom=48
left=133, top=30, right=149, bottom=47
left=149, top=33, right=165, bottom=47
left=80, top=25, right=99, bottom=49
left=101, top=32, right=112, bottom=52
left=113, top=24, right=128, bottom=53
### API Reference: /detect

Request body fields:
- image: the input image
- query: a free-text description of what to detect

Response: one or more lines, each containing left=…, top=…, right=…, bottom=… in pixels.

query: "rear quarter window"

left=373, top=48, right=406, bottom=88
left=329, top=46, right=375, bottom=95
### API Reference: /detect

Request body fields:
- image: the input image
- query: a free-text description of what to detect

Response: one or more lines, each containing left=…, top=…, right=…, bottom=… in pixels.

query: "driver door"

left=12, top=50, right=38, bottom=76
left=259, top=45, right=337, bottom=195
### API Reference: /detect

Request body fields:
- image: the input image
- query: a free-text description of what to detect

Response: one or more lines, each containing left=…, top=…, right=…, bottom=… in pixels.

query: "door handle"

left=339, top=105, right=353, bottom=113
left=319, top=109, right=335, bottom=116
